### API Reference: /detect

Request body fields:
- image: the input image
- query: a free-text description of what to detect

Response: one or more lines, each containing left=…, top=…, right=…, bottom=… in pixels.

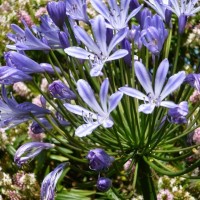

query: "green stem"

left=138, top=158, right=157, bottom=200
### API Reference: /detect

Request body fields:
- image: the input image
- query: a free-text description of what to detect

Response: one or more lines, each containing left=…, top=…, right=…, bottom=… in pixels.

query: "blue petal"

left=73, top=25, right=101, bottom=55
left=154, top=59, right=169, bottom=97
left=77, top=80, right=105, bottom=115
left=90, top=15, right=107, bottom=56
left=100, top=78, right=109, bottom=112
left=90, top=0, right=110, bottom=21
left=126, top=4, right=143, bottom=23
left=119, top=86, right=148, bottom=101
left=64, top=47, right=95, bottom=59
left=134, top=61, right=154, bottom=95
left=160, top=101, right=177, bottom=108
left=108, top=91, right=123, bottom=112
left=107, top=49, right=128, bottom=61
left=107, top=28, right=128, bottom=54
left=138, top=103, right=155, bottom=114
left=75, top=122, right=100, bottom=137
left=160, top=71, right=186, bottom=100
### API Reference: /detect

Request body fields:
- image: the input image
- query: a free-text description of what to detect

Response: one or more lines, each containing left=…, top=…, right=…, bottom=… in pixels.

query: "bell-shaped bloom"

left=185, top=73, right=200, bottom=92
left=64, top=78, right=123, bottom=137
left=65, top=0, right=89, bottom=23
left=119, top=59, right=186, bottom=114
left=97, top=177, right=112, bottom=192
left=14, top=142, right=54, bottom=167
left=140, top=14, right=168, bottom=55
left=58, top=31, right=70, bottom=48
left=48, top=80, right=76, bottom=100
left=41, top=162, right=67, bottom=200
left=168, top=101, right=188, bottom=124
left=166, top=0, right=200, bottom=33
left=0, top=85, right=50, bottom=128
left=144, top=0, right=172, bottom=26
left=0, top=66, right=32, bottom=85
left=7, top=24, right=51, bottom=51
left=86, top=148, right=114, bottom=171
left=47, top=0, right=66, bottom=28
left=64, top=15, right=128, bottom=76
left=90, top=0, right=143, bottom=30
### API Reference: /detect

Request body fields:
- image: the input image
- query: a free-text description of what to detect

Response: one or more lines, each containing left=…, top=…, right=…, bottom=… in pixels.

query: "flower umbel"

left=64, top=78, right=123, bottom=137
left=120, top=59, right=186, bottom=114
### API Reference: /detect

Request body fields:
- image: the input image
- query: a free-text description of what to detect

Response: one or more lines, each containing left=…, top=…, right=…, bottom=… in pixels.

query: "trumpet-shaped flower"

left=65, top=0, right=89, bottom=23
left=166, top=0, right=200, bottom=33
left=0, top=85, right=50, bottom=128
left=14, top=142, right=54, bottom=167
left=64, top=78, right=123, bottom=137
left=119, top=59, right=186, bottom=114
left=64, top=15, right=128, bottom=76
left=41, top=162, right=68, bottom=200
left=90, top=0, right=143, bottom=30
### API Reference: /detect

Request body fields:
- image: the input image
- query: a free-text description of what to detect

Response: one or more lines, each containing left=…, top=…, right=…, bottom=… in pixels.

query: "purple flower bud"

left=178, top=14, right=187, bottom=34
left=168, top=101, right=188, bottom=124
left=48, top=80, right=76, bottom=100
left=41, top=163, right=68, bottom=200
left=97, top=177, right=112, bottom=192
left=185, top=73, right=200, bottom=92
left=14, top=142, right=54, bottom=167
left=121, top=39, right=132, bottom=67
left=86, top=148, right=114, bottom=171
left=47, top=1, right=66, bottom=28
left=59, top=31, right=70, bottom=48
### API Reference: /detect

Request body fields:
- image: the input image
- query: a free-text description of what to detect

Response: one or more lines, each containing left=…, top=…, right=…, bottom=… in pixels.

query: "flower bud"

left=48, top=80, right=76, bottom=100
left=47, top=1, right=66, bottom=28
left=86, top=148, right=114, bottom=171
left=97, top=177, right=112, bottom=192
left=178, top=14, right=187, bottom=34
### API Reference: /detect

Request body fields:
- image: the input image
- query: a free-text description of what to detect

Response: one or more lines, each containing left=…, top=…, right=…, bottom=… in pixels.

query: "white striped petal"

left=77, top=80, right=105, bottom=115
left=138, top=103, right=155, bottom=114
left=106, top=49, right=128, bottom=62
left=100, top=78, right=109, bottom=112
left=108, top=91, right=123, bottom=113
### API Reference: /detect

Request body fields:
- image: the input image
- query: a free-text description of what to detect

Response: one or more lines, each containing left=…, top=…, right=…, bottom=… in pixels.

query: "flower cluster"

left=0, top=0, right=200, bottom=199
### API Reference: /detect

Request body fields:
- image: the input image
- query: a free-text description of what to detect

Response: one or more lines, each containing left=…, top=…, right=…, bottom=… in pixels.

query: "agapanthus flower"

left=64, top=78, right=123, bottom=137
left=47, top=0, right=66, bottom=28
left=48, top=80, right=76, bottom=100
left=86, top=148, right=114, bottom=171
left=14, top=142, right=54, bottom=167
left=5, top=51, right=61, bottom=74
left=144, top=0, right=172, bottom=26
left=168, top=101, right=188, bottom=124
left=90, top=0, right=143, bottom=30
left=97, top=177, right=112, bottom=192
left=166, top=0, right=200, bottom=33
left=7, top=24, right=51, bottom=51
left=41, top=162, right=68, bottom=200
left=119, top=59, right=186, bottom=114
left=185, top=73, right=200, bottom=92
left=0, top=66, right=32, bottom=85
left=64, top=15, right=128, bottom=76
left=0, top=85, right=50, bottom=128
left=65, top=0, right=89, bottom=23
left=140, top=14, right=168, bottom=55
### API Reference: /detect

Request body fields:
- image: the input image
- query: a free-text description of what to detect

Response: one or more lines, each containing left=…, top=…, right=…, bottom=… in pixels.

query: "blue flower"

left=90, top=0, right=143, bottom=30
left=7, top=24, right=51, bottom=51
left=48, top=80, right=76, bottom=100
left=41, top=163, right=68, bottom=200
left=140, top=14, right=168, bottom=55
left=166, top=0, right=200, bottom=33
left=119, top=59, right=186, bottom=114
left=47, top=0, right=66, bottom=28
left=86, top=148, right=114, bottom=171
left=65, top=0, right=89, bottom=23
left=185, top=73, right=200, bottom=92
left=0, top=85, right=50, bottom=128
left=64, top=78, right=123, bottom=137
left=14, top=142, right=54, bottom=167
left=97, top=177, right=112, bottom=192
left=64, top=15, right=128, bottom=76
left=168, top=101, right=188, bottom=124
